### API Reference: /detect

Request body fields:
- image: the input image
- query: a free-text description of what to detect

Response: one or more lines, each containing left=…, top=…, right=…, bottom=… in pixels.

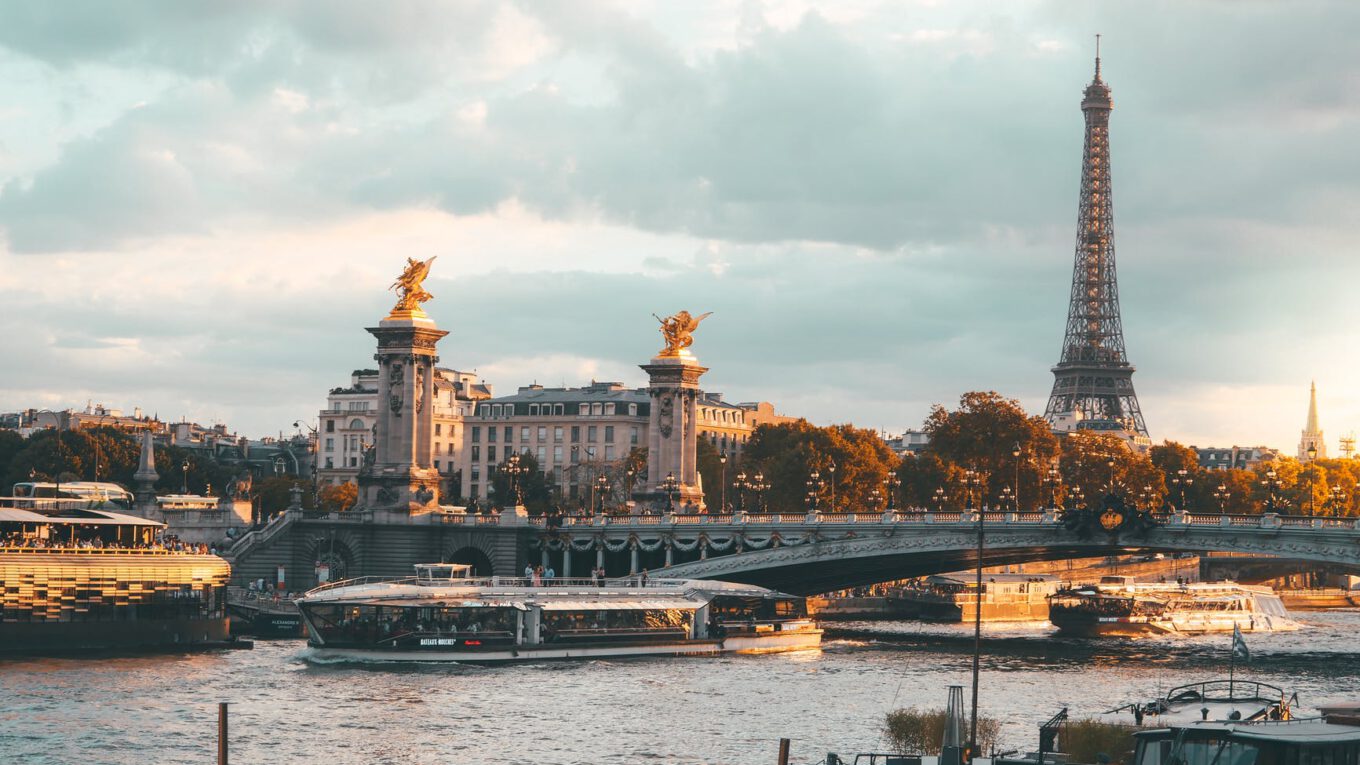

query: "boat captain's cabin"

left=414, top=563, right=473, bottom=582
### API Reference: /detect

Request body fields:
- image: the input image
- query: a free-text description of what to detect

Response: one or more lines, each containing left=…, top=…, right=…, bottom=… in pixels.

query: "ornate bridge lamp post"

left=733, top=470, right=747, bottom=511
left=1212, top=484, right=1230, bottom=515
left=1260, top=468, right=1282, bottom=514
left=719, top=454, right=728, bottom=513
left=1327, top=485, right=1347, bottom=517
left=932, top=487, right=948, bottom=513
left=504, top=453, right=526, bottom=506
left=1067, top=485, right=1085, bottom=512
left=999, top=485, right=1014, bottom=512
left=1106, top=457, right=1117, bottom=495
left=661, top=472, right=679, bottom=513
left=1047, top=466, right=1061, bottom=510
left=805, top=469, right=822, bottom=512
left=884, top=474, right=902, bottom=512
left=595, top=474, right=611, bottom=515
left=750, top=472, right=769, bottom=513
left=1170, top=469, right=1192, bottom=511
left=624, top=466, right=636, bottom=506
left=869, top=487, right=883, bottom=512
left=181, top=459, right=191, bottom=495
left=1012, top=442, right=1023, bottom=511
left=828, top=461, right=837, bottom=513
left=963, top=468, right=982, bottom=511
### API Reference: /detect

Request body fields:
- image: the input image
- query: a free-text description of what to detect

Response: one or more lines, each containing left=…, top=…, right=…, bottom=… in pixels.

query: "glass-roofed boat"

left=295, top=564, right=822, bottom=662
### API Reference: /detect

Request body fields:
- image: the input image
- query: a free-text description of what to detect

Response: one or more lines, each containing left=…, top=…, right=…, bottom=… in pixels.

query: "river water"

left=3, top=610, right=1358, bottom=765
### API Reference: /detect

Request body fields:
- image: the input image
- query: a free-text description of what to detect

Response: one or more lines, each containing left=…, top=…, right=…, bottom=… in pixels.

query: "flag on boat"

left=1232, top=623, right=1250, bottom=662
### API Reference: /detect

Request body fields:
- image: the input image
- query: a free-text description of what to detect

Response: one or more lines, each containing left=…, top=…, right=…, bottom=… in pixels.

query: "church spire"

left=1299, top=381, right=1326, bottom=460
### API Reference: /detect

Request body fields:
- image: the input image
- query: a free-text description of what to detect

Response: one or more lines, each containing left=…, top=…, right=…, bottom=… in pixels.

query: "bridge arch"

left=446, top=545, right=495, bottom=576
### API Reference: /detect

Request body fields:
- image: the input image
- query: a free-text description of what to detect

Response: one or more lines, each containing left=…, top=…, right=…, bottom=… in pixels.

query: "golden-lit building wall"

left=0, top=552, right=231, bottom=623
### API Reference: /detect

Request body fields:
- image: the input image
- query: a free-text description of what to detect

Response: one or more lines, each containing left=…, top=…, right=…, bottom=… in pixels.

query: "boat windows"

left=301, top=604, right=518, bottom=646
left=540, top=608, right=692, bottom=643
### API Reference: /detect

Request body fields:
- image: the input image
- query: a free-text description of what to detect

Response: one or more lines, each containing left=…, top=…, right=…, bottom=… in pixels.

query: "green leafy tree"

left=0, top=430, right=23, bottom=481
left=896, top=452, right=965, bottom=510
left=742, top=419, right=899, bottom=512
left=923, top=392, right=1061, bottom=511
left=3, top=428, right=143, bottom=489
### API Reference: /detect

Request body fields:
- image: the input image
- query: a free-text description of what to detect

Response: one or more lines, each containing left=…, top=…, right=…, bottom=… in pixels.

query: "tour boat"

left=295, top=563, right=822, bottom=662
left=1048, top=576, right=1297, bottom=637
left=1130, top=707, right=1360, bottom=765
left=889, top=573, right=1061, bottom=622
left=0, top=498, right=233, bottom=653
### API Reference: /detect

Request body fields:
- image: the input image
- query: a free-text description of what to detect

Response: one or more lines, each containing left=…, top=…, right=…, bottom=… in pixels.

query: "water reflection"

left=1, top=609, right=1356, bottom=765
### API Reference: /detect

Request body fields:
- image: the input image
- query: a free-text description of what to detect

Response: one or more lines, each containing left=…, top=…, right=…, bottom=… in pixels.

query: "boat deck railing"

left=0, top=545, right=212, bottom=556
left=305, top=575, right=691, bottom=596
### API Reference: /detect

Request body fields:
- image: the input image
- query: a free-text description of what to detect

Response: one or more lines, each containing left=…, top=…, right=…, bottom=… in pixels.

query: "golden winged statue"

left=653, top=310, right=712, bottom=357
left=390, top=256, right=437, bottom=314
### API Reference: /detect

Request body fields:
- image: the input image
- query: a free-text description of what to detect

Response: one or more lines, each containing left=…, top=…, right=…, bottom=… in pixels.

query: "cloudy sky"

left=1, top=1, right=1356, bottom=452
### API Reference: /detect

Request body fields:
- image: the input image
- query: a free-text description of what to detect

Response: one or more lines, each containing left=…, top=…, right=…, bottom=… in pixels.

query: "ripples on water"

left=2, top=610, right=1358, bottom=765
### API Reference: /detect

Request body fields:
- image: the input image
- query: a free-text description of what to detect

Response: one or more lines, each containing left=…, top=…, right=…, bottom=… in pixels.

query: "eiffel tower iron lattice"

left=1043, top=40, right=1149, bottom=438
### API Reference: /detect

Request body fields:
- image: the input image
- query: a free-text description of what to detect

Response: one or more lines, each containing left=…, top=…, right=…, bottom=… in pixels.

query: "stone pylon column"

left=638, top=345, right=708, bottom=510
left=358, top=301, right=448, bottom=515
left=132, top=431, right=159, bottom=515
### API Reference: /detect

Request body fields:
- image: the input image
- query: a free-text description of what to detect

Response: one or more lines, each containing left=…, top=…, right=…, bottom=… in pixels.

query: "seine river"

left=4, top=610, right=1359, bottom=765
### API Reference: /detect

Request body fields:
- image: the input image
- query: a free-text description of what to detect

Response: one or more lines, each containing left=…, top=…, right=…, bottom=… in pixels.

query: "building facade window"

left=435, top=423, right=442, bottom=436
left=604, top=403, right=615, bottom=416
left=571, top=426, right=580, bottom=443
left=537, top=426, right=546, bottom=441
left=579, top=403, right=589, bottom=416
left=592, top=403, right=603, bottom=416
left=553, top=445, right=563, bottom=464
left=520, top=426, right=530, bottom=442
left=536, top=446, right=545, bottom=464
left=554, top=426, right=563, bottom=443
left=325, top=438, right=334, bottom=451
left=471, top=426, right=481, bottom=443
left=503, top=426, right=512, bottom=442
left=326, top=420, right=335, bottom=432
left=472, top=445, right=480, bottom=462
left=630, top=426, right=639, bottom=445
left=588, top=425, right=597, bottom=442
left=605, top=426, right=614, bottom=443
left=488, top=446, right=497, bottom=463
left=628, top=403, right=638, bottom=416
left=605, top=445, right=615, bottom=461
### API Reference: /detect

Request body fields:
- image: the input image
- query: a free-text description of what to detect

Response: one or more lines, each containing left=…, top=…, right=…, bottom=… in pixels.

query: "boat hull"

left=306, top=630, right=823, bottom=663
left=0, top=616, right=231, bottom=654
left=1051, top=613, right=1295, bottom=637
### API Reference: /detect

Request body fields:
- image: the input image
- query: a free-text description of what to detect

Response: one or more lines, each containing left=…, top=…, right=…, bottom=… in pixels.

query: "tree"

left=923, top=392, right=1061, bottom=511
left=318, top=482, right=358, bottom=513
left=742, top=419, right=899, bottom=512
left=897, top=452, right=963, bottom=510
left=696, top=437, right=727, bottom=511
left=1058, top=431, right=1161, bottom=507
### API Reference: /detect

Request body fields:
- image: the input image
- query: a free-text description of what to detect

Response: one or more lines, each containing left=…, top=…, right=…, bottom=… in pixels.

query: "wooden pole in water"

left=777, top=738, right=790, bottom=765
left=218, top=702, right=228, bottom=765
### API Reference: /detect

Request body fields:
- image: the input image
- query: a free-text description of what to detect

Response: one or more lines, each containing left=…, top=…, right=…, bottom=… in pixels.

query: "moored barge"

left=1, top=500, right=232, bottom=653
left=1049, top=576, right=1297, bottom=637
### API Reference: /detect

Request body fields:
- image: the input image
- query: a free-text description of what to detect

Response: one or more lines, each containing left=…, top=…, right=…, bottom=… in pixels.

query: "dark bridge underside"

left=705, top=544, right=1167, bottom=595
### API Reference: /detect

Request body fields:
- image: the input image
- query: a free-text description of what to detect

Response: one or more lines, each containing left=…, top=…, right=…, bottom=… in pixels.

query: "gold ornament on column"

left=388, top=256, right=438, bottom=319
left=653, top=310, right=712, bottom=357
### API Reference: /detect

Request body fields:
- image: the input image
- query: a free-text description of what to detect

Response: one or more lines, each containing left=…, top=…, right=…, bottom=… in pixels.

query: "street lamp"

left=828, top=461, right=837, bottom=513
left=750, top=472, right=768, bottom=513
left=733, top=470, right=748, bottom=511
left=595, top=474, right=611, bottom=514
left=805, top=469, right=822, bottom=512
left=999, top=485, right=1014, bottom=512
left=661, top=472, right=679, bottom=513
left=504, top=453, right=526, bottom=506
left=1012, top=442, right=1022, bottom=512
left=933, top=486, right=948, bottom=513
left=1260, top=468, right=1283, bottom=513
left=719, top=454, right=728, bottom=513
left=1327, top=484, right=1347, bottom=517
left=1306, top=444, right=1319, bottom=516
left=1106, top=457, right=1117, bottom=493
left=1212, top=484, right=1230, bottom=515
left=1047, top=465, right=1061, bottom=509
left=1171, top=468, right=1192, bottom=511
left=869, top=487, right=883, bottom=511
left=1068, top=485, right=1085, bottom=511
left=181, top=459, right=190, bottom=495
left=963, top=468, right=982, bottom=511
left=884, top=474, right=902, bottom=512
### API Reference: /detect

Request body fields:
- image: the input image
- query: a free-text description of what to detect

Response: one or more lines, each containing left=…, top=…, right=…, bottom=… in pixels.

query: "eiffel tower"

left=1043, top=40, right=1149, bottom=439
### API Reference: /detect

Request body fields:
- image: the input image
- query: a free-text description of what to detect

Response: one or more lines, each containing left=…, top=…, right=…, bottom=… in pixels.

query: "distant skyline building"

left=1299, top=380, right=1327, bottom=461
left=1043, top=42, right=1150, bottom=449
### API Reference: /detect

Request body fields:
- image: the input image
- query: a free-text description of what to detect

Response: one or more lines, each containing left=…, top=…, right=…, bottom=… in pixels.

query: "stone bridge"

left=224, top=507, right=1360, bottom=596
left=530, top=510, right=1360, bottom=595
